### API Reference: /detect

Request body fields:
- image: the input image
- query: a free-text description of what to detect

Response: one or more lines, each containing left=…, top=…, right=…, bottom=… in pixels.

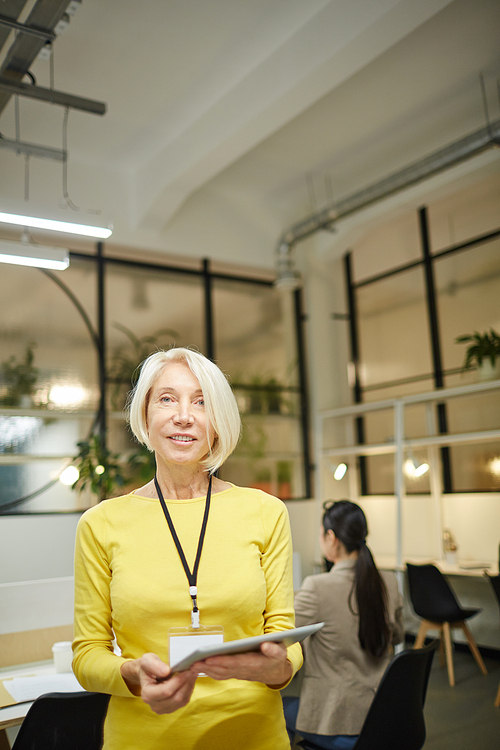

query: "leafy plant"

left=236, top=373, right=292, bottom=415
left=73, top=434, right=126, bottom=499
left=126, top=442, right=156, bottom=485
left=254, top=466, right=272, bottom=483
left=0, top=343, right=39, bottom=406
left=277, top=460, right=292, bottom=484
left=455, top=329, right=500, bottom=370
left=235, top=421, right=268, bottom=460
left=107, top=323, right=178, bottom=408
left=265, top=377, right=284, bottom=414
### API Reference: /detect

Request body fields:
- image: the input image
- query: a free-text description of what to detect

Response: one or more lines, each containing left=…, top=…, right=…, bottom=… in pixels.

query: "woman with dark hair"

left=283, top=500, right=404, bottom=749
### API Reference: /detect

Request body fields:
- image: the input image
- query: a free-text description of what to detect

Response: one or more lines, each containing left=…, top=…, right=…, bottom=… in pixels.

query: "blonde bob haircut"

left=128, top=348, right=241, bottom=474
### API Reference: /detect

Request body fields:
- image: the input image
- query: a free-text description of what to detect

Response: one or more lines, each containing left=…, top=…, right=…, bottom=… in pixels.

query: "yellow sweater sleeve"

left=259, top=494, right=303, bottom=684
left=72, top=507, right=134, bottom=697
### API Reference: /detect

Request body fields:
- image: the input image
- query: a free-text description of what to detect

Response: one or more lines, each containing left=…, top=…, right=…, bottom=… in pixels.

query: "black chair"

left=484, top=572, right=500, bottom=707
left=297, top=641, right=437, bottom=750
left=12, top=691, right=110, bottom=750
left=406, top=563, right=487, bottom=687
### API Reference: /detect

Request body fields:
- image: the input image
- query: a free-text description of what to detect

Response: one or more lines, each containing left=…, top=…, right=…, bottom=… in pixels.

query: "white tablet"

left=170, top=622, right=324, bottom=672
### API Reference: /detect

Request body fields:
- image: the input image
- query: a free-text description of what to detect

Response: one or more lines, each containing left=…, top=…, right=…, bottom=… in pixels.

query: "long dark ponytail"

left=322, top=500, right=390, bottom=659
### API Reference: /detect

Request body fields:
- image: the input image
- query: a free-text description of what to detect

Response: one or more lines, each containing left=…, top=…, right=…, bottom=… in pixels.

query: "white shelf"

left=0, top=455, right=73, bottom=464
left=0, top=407, right=96, bottom=420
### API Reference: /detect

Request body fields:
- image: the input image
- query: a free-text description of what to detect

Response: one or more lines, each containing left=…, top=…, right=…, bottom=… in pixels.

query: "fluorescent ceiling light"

left=0, top=209, right=112, bottom=239
left=0, top=240, right=69, bottom=270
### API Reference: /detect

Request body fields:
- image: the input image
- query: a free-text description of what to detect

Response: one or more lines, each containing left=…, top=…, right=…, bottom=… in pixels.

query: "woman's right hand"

left=120, top=653, right=197, bottom=714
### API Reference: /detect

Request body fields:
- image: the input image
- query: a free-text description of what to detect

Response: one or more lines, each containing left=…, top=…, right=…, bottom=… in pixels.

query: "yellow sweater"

left=73, top=485, right=302, bottom=750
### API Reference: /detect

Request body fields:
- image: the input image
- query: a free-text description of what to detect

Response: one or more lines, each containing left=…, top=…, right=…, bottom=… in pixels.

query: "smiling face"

left=146, top=361, right=215, bottom=469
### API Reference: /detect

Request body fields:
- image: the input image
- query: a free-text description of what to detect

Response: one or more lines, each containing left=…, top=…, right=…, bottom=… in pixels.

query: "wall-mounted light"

left=275, top=242, right=302, bottom=291
left=59, top=465, right=79, bottom=486
left=404, top=458, right=429, bottom=478
left=49, top=384, right=88, bottom=407
left=0, top=207, right=112, bottom=239
left=332, top=462, right=347, bottom=480
left=488, top=457, right=500, bottom=477
left=0, top=239, right=69, bottom=270
left=275, top=265, right=302, bottom=291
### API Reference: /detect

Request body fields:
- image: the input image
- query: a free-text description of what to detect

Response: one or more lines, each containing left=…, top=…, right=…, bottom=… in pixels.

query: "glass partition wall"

left=0, top=250, right=311, bottom=513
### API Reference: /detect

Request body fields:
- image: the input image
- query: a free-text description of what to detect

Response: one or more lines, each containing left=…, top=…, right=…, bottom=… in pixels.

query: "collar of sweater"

left=328, top=558, right=357, bottom=573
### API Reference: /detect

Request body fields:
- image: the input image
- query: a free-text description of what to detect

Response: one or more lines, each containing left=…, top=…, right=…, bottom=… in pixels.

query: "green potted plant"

left=0, top=343, right=39, bottom=407
left=265, top=377, right=284, bottom=414
left=277, top=460, right=293, bottom=499
left=455, top=329, right=500, bottom=380
left=240, top=374, right=290, bottom=415
left=126, top=442, right=156, bottom=486
left=72, top=433, right=126, bottom=501
left=107, top=323, right=178, bottom=409
left=252, top=465, right=272, bottom=494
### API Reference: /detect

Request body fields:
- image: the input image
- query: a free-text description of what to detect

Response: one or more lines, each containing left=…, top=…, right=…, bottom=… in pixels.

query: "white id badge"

left=169, top=625, right=224, bottom=675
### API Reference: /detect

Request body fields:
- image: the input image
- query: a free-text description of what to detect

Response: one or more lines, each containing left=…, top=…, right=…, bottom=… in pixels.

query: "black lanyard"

left=154, top=474, right=212, bottom=629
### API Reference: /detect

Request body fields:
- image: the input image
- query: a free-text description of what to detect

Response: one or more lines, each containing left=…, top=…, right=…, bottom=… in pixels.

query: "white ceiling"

left=0, top=0, right=499, bottom=269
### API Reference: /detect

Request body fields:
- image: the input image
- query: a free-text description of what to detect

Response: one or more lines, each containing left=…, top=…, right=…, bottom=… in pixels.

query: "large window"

left=0, top=260, right=99, bottom=511
left=212, top=278, right=304, bottom=498
left=0, top=251, right=311, bottom=513
left=347, top=174, right=500, bottom=494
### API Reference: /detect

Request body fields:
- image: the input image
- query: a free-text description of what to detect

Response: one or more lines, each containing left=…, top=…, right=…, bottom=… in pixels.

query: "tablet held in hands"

left=170, top=622, right=324, bottom=672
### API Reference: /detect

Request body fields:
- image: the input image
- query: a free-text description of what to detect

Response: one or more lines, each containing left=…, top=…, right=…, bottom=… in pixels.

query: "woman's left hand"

left=189, top=641, right=293, bottom=687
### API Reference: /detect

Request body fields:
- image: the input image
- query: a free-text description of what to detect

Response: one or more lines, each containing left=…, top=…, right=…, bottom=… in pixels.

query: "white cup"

left=52, top=641, right=73, bottom=673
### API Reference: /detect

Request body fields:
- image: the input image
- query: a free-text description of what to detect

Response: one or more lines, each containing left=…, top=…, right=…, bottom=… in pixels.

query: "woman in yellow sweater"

left=72, top=347, right=302, bottom=750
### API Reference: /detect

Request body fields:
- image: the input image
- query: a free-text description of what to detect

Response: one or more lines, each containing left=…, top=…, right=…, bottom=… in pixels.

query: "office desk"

left=308, top=556, right=500, bottom=649
left=375, top=556, right=499, bottom=577
left=0, top=659, right=84, bottom=750
left=372, top=558, right=500, bottom=650
left=0, top=661, right=52, bottom=748
left=0, top=660, right=57, bottom=731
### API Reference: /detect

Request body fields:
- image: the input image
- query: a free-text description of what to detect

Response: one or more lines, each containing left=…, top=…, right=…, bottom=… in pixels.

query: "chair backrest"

left=352, top=641, right=437, bottom=750
left=485, top=572, right=500, bottom=610
left=12, top=691, right=110, bottom=750
left=406, top=563, right=463, bottom=622
left=298, top=643, right=437, bottom=750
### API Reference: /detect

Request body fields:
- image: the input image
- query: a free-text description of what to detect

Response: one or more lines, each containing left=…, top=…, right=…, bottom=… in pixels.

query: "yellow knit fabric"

left=73, top=485, right=302, bottom=750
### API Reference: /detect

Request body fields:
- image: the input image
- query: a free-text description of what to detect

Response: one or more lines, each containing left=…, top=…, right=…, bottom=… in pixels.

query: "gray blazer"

left=294, top=559, right=404, bottom=736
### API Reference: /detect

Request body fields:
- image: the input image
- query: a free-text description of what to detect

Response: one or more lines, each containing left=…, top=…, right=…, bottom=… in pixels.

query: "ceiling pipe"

left=275, top=119, right=500, bottom=289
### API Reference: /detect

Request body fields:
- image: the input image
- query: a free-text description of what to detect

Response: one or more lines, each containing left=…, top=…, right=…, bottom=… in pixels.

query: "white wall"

left=286, top=499, right=318, bottom=581
left=441, top=494, right=500, bottom=564
left=0, top=514, right=80, bottom=585
left=0, top=514, right=80, bottom=634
